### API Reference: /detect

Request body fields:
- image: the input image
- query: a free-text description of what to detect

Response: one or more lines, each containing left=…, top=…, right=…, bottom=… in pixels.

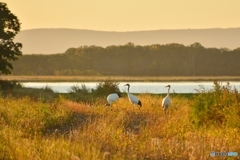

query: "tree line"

left=12, top=42, right=240, bottom=76
left=0, top=2, right=22, bottom=75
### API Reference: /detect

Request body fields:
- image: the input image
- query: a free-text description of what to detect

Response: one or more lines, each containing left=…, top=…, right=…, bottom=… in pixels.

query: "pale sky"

left=2, top=0, right=240, bottom=31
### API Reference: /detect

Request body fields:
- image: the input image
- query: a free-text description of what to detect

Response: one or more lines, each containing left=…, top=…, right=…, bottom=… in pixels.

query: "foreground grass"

left=0, top=94, right=239, bottom=159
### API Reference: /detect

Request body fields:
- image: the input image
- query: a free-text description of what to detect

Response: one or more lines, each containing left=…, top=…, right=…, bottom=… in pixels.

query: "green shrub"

left=190, top=81, right=240, bottom=128
left=0, top=80, right=22, bottom=90
left=93, top=79, right=121, bottom=97
left=67, top=84, right=92, bottom=102
left=67, top=79, right=121, bottom=103
left=68, top=84, right=91, bottom=94
left=0, top=80, right=57, bottom=101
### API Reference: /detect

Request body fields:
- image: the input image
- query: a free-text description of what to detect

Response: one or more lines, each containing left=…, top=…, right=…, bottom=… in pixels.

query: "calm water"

left=22, top=81, right=240, bottom=94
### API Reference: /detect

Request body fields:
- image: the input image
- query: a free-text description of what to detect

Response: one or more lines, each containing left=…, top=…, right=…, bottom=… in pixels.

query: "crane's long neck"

left=167, top=87, right=170, bottom=95
left=127, top=86, right=130, bottom=94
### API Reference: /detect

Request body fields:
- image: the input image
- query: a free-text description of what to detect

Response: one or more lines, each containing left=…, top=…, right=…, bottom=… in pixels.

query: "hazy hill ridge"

left=15, top=28, right=240, bottom=54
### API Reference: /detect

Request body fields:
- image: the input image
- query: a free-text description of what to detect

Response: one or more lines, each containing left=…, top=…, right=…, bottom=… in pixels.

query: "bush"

left=67, top=84, right=92, bottom=102
left=93, top=79, right=121, bottom=97
left=66, top=79, right=121, bottom=103
left=190, top=81, right=240, bottom=128
left=0, top=81, right=56, bottom=101
left=0, top=80, right=22, bottom=90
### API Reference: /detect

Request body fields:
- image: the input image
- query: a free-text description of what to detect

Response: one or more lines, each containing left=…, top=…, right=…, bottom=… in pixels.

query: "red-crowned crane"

left=162, top=85, right=171, bottom=115
left=124, top=84, right=142, bottom=110
left=105, top=93, right=121, bottom=106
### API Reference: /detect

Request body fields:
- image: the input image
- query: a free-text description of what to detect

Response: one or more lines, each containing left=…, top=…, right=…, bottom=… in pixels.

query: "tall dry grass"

left=0, top=88, right=239, bottom=159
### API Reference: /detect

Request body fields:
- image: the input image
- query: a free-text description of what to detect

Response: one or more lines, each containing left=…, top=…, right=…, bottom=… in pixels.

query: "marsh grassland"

left=0, top=82, right=239, bottom=159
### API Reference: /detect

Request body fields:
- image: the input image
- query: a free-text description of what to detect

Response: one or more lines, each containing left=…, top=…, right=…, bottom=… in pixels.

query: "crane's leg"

left=163, top=108, right=166, bottom=118
left=165, top=108, right=170, bottom=119
left=110, top=104, right=113, bottom=111
left=138, top=107, right=141, bottom=111
left=138, top=107, right=142, bottom=115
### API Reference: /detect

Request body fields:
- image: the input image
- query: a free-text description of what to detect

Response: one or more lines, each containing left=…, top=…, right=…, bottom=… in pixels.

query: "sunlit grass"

left=0, top=89, right=239, bottom=159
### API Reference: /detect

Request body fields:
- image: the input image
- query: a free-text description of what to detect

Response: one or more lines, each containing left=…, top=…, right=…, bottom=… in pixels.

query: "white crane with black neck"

left=124, top=84, right=142, bottom=110
left=162, top=85, right=171, bottom=115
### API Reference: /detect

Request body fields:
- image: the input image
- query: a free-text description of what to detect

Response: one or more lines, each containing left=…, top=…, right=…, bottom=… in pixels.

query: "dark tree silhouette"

left=0, top=2, right=22, bottom=75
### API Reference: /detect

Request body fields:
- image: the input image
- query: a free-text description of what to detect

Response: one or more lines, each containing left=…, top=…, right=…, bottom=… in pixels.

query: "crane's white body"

left=124, top=84, right=142, bottom=110
left=162, top=94, right=170, bottom=109
left=107, top=93, right=120, bottom=105
left=105, top=93, right=121, bottom=106
left=127, top=93, right=140, bottom=106
left=162, top=85, right=171, bottom=114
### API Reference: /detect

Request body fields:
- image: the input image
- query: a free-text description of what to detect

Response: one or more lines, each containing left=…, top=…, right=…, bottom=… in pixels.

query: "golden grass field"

left=2, top=75, right=240, bottom=82
left=0, top=92, right=239, bottom=159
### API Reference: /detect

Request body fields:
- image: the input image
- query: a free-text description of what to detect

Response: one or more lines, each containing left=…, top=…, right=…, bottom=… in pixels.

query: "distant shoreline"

left=1, top=75, right=240, bottom=82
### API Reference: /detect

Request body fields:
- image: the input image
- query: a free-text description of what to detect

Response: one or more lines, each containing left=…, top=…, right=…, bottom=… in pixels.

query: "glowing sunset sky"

left=3, top=0, right=240, bottom=31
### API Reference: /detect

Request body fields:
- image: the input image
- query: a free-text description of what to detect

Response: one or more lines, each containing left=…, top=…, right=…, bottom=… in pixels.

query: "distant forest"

left=12, top=43, right=240, bottom=76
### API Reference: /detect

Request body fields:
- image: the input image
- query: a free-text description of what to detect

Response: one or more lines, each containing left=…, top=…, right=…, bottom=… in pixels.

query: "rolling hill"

left=15, top=28, right=240, bottom=54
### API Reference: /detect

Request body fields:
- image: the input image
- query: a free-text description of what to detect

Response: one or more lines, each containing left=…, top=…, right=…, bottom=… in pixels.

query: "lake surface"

left=22, top=81, right=240, bottom=94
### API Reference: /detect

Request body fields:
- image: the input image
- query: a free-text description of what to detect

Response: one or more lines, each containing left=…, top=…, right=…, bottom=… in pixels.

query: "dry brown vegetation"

left=0, top=86, right=239, bottom=159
